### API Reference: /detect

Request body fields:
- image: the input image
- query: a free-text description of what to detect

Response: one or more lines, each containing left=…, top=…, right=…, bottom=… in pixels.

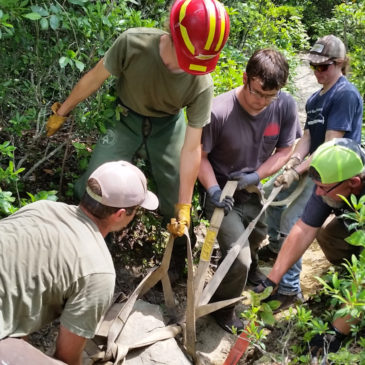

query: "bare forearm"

left=295, top=130, right=345, bottom=175
left=55, top=326, right=86, bottom=365
left=256, top=146, right=293, bottom=179
left=198, top=152, right=218, bottom=190
left=179, top=143, right=201, bottom=204
left=291, top=130, right=311, bottom=162
left=288, top=131, right=311, bottom=174
left=268, top=220, right=318, bottom=284
left=57, top=59, right=110, bottom=117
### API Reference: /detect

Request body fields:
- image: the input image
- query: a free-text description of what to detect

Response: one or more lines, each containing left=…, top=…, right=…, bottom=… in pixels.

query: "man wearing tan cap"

left=0, top=161, right=158, bottom=365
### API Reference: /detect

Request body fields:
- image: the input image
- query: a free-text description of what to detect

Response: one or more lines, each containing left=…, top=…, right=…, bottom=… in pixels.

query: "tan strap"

left=199, top=185, right=283, bottom=306
left=105, top=234, right=177, bottom=359
left=110, top=325, right=181, bottom=365
left=195, top=297, right=244, bottom=319
left=96, top=302, right=124, bottom=337
left=194, top=181, right=238, bottom=305
left=105, top=269, right=156, bottom=357
left=270, top=172, right=308, bottom=206
left=184, top=227, right=196, bottom=361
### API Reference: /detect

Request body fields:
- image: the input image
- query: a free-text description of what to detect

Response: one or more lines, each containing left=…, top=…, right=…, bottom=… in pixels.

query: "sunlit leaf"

left=345, top=231, right=365, bottom=246
left=260, top=310, right=275, bottom=326
left=31, top=5, right=49, bottom=16
left=40, top=17, right=48, bottom=30
left=74, top=59, right=85, bottom=72
left=59, top=56, right=71, bottom=68
left=49, top=15, right=59, bottom=30
left=23, top=13, right=42, bottom=20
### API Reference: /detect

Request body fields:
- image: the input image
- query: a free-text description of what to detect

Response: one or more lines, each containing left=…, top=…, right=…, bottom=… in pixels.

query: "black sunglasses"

left=318, top=180, right=344, bottom=195
left=310, top=61, right=335, bottom=73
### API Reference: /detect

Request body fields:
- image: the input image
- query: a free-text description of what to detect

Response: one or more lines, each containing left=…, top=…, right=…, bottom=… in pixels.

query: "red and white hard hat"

left=170, top=0, right=230, bottom=75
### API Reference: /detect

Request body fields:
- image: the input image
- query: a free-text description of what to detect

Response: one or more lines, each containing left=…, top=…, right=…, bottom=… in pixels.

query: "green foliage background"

left=0, top=0, right=365, bottom=362
left=1, top=0, right=363, bottom=144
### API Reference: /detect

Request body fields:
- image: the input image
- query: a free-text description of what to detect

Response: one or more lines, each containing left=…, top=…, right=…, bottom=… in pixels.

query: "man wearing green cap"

left=254, top=138, right=364, bottom=359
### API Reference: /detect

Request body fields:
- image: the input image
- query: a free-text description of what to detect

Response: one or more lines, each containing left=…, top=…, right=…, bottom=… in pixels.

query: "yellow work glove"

left=284, top=156, right=301, bottom=171
left=167, top=203, right=191, bottom=237
left=46, top=102, right=67, bottom=136
left=274, top=168, right=300, bottom=189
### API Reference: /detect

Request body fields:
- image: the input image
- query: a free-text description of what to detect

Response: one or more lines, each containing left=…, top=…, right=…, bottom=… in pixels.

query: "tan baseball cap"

left=307, top=35, right=346, bottom=64
left=87, top=161, right=158, bottom=210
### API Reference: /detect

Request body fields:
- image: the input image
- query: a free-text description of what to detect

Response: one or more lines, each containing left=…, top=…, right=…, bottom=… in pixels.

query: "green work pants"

left=74, top=106, right=186, bottom=220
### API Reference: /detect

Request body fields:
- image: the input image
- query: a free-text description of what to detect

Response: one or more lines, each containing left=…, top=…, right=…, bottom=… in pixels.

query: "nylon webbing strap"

left=105, top=233, right=177, bottom=360
left=87, top=182, right=284, bottom=364
left=199, top=185, right=283, bottom=306
left=111, top=325, right=182, bottom=365
left=184, top=228, right=196, bottom=361
left=195, top=297, right=244, bottom=319
left=270, top=173, right=308, bottom=206
left=194, top=181, right=238, bottom=305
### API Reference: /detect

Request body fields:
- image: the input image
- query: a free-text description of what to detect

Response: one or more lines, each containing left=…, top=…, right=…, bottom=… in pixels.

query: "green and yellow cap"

left=310, top=138, right=365, bottom=184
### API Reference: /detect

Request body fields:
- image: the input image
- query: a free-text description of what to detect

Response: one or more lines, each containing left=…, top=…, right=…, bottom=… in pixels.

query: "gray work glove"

left=208, top=185, right=234, bottom=215
left=284, top=156, right=301, bottom=171
left=253, top=277, right=277, bottom=294
left=228, top=171, right=260, bottom=191
left=274, top=168, right=299, bottom=189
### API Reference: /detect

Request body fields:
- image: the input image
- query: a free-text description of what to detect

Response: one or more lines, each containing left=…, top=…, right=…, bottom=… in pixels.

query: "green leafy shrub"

left=0, top=141, right=58, bottom=217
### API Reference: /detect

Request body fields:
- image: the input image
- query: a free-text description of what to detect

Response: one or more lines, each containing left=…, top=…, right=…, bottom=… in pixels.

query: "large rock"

left=123, top=300, right=191, bottom=364
left=122, top=300, right=242, bottom=365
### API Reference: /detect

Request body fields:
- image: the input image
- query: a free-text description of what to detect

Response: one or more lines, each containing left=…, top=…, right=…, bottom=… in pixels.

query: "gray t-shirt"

left=104, top=27, right=213, bottom=128
left=202, top=88, right=302, bottom=187
left=0, top=201, right=115, bottom=339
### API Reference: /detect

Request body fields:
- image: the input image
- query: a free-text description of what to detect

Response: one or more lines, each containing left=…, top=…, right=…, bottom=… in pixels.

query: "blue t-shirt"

left=302, top=186, right=365, bottom=228
left=305, top=76, right=363, bottom=154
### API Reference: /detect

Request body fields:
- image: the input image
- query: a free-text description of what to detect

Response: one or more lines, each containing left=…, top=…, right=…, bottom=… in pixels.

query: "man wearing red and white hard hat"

left=45, top=0, right=230, bottom=283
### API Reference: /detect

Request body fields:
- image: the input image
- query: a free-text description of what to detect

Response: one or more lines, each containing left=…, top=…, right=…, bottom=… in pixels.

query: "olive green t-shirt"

left=104, top=27, right=213, bottom=128
left=0, top=201, right=115, bottom=339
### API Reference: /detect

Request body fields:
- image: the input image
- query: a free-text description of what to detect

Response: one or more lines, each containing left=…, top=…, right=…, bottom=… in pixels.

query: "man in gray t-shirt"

left=198, top=49, right=301, bottom=333
left=0, top=161, right=158, bottom=365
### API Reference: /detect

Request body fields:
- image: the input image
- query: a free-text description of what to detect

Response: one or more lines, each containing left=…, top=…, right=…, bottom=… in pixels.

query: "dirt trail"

left=294, top=56, right=319, bottom=126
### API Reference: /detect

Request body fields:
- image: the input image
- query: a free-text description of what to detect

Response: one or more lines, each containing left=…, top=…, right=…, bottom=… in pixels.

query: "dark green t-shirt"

left=104, top=28, right=213, bottom=128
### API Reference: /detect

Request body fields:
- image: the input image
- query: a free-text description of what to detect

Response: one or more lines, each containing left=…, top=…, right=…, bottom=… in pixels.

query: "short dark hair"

left=80, top=178, right=137, bottom=219
left=246, top=48, right=289, bottom=90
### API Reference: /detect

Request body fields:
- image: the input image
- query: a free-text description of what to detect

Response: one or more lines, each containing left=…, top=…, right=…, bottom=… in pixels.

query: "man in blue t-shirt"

left=259, top=35, right=363, bottom=310
left=255, top=138, right=365, bottom=361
